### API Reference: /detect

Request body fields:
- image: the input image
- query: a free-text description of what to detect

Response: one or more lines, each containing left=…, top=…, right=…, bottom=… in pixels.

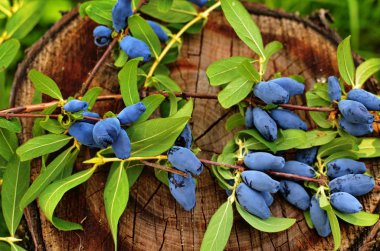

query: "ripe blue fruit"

left=93, top=25, right=112, bottom=47
left=93, top=118, right=121, bottom=148
left=295, top=147, right=318, bottom=166
left=168, top=172, right=196, bottom=211
left=241, top=170, right=280, bottom=193
left=236, top=183, right=271, bottom=219
left=188, top=0, right=208, bottom=6
left=271, top=77, right=304, bottom=96
left=147, top=20, right=169, bottom=42
left=260, top=191, right=274, bottom=206
left=175, top=124, right=192, bottom=149
left=269, top=109, right=308, bottom=131
left=245, top=106, right=253, bottom=128
left=272, top=161, right=316, bottom=178
left=168, top=146, right=203, bottom=176
left=68, top=122, right=99, bottom=148
left=330, top=192, right=363, bottom=213
left=252, top=107, right=278, bottom=141
left=347, top=89, right=380, bottom=111
left=80, top=111, right=101, bottom=124
left=327, top=76, right=341, bottom=102
left=244, top=152, right=285, bottom=171
left=63, top=100, right=88, bottom=113
left=120, top=35, right=151, bottom=62
left=329, top=174, right=375, bottom=196
left=310, top=195, right=331, bottom=237
left=339, top=118, right=373, bottom=136
left=112, top=129, right=131, bottom=159
left=117, top=102, right=146, bottom=125
left=338, top=100, right=374, bottom=124
left=253, top=81, right=289, bottom=104
left=279, top=180, right=310, bottom=210
left=112, top=0, right=132, bottom=32
left=327, top=158, right=366, bottom=178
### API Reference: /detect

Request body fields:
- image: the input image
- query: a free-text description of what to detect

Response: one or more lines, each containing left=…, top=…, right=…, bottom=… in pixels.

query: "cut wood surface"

left=11, top=3, right=380, bottom=251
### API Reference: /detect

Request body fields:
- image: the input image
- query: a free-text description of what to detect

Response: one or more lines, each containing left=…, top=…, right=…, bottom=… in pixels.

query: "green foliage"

left=140, top=0, right=197, bottom=23
left=217, top=77, right=254, bottom=108
left=28, top=69, right=63, bottom=101
left=0, top=39, right=20, bottom=72
left=337, top=36, right=355, bottom=86
left=119, top=57, right=142, bottom=107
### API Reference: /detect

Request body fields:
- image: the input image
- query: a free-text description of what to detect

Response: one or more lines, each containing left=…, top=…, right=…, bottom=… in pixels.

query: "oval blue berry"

left=339, top=117, right=373, bottom=136
left=117, top=102, right=146, bottom=125
left=310, top=195, right=331, bottom=237
left=347, top=89, right=380, bottom=111
left=295, top=147, right=318, bottom=166
left=236, top=183, right=271, bottom=219
left=253, top=81, right=289, bottom=104
left=244, top=152, right=285, bottom=171
left=330, top=192, right=363, bottom=214
left=272, top=161, right=316, bottom=178
left=175, top=124, right=192, bottom=149
left=329, top=174, right=375, bottom=196
left=147, top=20, right=169, bottom=42
left=270, top=109, right=308, bottom=131
left=93, top=25, right=112, bottom=47
left=112, top=0, right=132, bottom=32
left=279, top=180, right=310, bottom=210
left=327, top=158, right=366, bottom=178
left=327, top=76, right=341, bottom=102
left=112, top=129, right=131, bottom=159
left=93, top=118, right=121, bottom=148
left=68, top=122, right=99, bottom=148
left=168, top=172, right=196, bottom=211
left=260, top=191, right=274, bottom=206
left=120, top=35, right=151, bottom=62
left=168, top=146, right=203, bottom=176
left=80, top=111, right=101, bottom=124
left=338, top=100, right=374, bottom=124
left=241, top=170, right=280, bottom=193
left=271, top=77, right=304, bottom=96
left=63, top=100, right=88, bottom=113
left=245, top=106, right=254, bottom=128
left=252, top=107, right=278, bottom=141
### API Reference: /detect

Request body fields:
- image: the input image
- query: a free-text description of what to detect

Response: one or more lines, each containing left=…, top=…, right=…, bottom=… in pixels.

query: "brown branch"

left=0, top=113, right=101, bottom=121
left=199, top=158, right=244, bottom=171
left=266, top=171, right=326, bottom=185
left=140, top=160, right=188, bottom=177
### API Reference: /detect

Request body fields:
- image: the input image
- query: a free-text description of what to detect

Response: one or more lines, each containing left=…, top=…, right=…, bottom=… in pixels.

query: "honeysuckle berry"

left=63, top=99, right=88, bottom=113
left=272, top=161, right=316, bottom=178
left=111, top=129, right=131, bottom=159
left=168, top=146, right=203, bottom=176
left=80, top=111, right=100, bottom=124
left=347, top=89, right=380, bottom=111
left=92, top=117, right=121, bottom=148
left=295, top=147, right=318, bottom=166
left=310, top=195, right=331, bottom=237
left=236, top=183, right=271, bottom=219
left=168, top=172, right=196, bottom=211
left=330, top=192, right=363, bottom=214
left=241, top=170, right=280, bottom=193
left=279, top=180, right=310, bottom=210
left=188, top=0, right=208, bottom=7
left=245, top=106, right=253, bottom=128
left=244, top=152, right=285, bottom=171
left=338, top=100, right=374, bottom=124
left=68, top=122, right=99, bottom=148
left=329, top=174, right=375, bottom=196
left=252, top=107, right=278, bottom=141
left=175, top=124, right=192, bottom=149
left=93, top=25, right=112, bottom=47
left=147, top=20, right=169, bottom=42
left=327, top=76, right=341, bottom=102
left=339, top=118, right=373, bottom=136
left=253, top=81, right=289, bottom=104
left=260, top=191, right=274, bottom=206
left=117, top=102, right=146, bottom=125
left=112, top=0, right=132, bottom=32
left=271, top=77, right=305, bottom=97
left=120, top=35, right=151, bottom=62
left=327, top=158, right=366, bottom=178
left=269, top=109, right=308, bottom=131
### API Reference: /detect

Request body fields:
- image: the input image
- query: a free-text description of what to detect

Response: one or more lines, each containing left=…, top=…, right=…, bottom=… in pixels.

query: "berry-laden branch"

left=0, top=113, right=101, bottom=121
left=140, top=160, right=189, bottom=177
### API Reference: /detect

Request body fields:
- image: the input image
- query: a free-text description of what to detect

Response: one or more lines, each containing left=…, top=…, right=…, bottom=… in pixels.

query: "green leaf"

left=0, top=128, right=18, bottom=161
left=119, top=58, right=142, bottom=107
left=225, top=113, right=244, bottom=131
left=168, top=92, right=178, bottom=117
left=28, top=70, right=63, bottom=101
left=218, top=77, right=254, bottom=108
left=39, top=119, right=65, bottom=134
left=1, top=157, right=30, bottom=236
left=355, top=58, right=380, bottom=88
left=304, top=210, right=314, bottom=229
left=334, top=211, right=379, bottom=227
left=154, top=168, right=169, bottom=186
left=206, top=56, right=251, bottom=86
left=153, top=74, right=181, bottom=92
left=128, top=15, right=162, bottom=59
left=126, top=161, right=144, bottom=187
left=305, top=91, right=332, bottom=128
left=141, top=0, right=197, bottom=23
left=0, top=39, right=20, bottom=72
left=317, top=137, right=355, bottom=158
left=238, top=129, right=276, bottom=153
left=16, top=134, right=72, bottom=161
left=262, top=41, right=283, bottom=73
left=39, top=166, right=97, bottom=231
left=276, top=129, right=306, bottom=151
left=221, top=0, right=265, bottom=58
left=20, top=147, right=74, bottom=209
left=200, top=200, right=234, bottom=251
left=236, top=202, right=295, bottom=232
left=326, top=207, right=341, bottom=251
left=82, top=87, right=102, bottom=110
left=83, top=1, right=113, bottom=27
left=355, top=138, right=380, bottom=158
left=104, top=162, right=129, bottom=250
left=296, top=130, right=337, bottom=149
left=237, top=60, right=259, bottom=82
left=56, top=148, right=80, bottom=180
left=323, top=150, right=358, bottom=164
left=135, top=94, right=165, bottom=123
left=337, top=36, right=355, bottom=86
left=157, top=0, right=173, bottom=12
left=0, top=118, right=21, bottom=133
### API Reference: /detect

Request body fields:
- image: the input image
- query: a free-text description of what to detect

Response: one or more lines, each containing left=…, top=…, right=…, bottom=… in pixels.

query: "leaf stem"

left=0, top=5, right=12, bottom=17
left=84, top=155, right=168, bottom=164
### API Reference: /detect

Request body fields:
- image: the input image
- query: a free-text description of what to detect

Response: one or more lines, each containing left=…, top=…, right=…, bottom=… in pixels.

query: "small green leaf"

left=153, top=74, right=181, bottom=92
left=168, top=92, right=178, bottom=117
left=276, top=129, right=306, bottom=151
left=126, top=161, right=144, bottom=187
left=317, top=137, right=355, bottom=158
left=154, top=168, right=169, bottom=186
left=16, top=134, right=72, bottom=161
left=28, top=70, right=63, bottom=101
left=304, top=210, right=314, bottom=229
left=39, top=119, right=65, bottom=134
left=355, top=138, right=380, bottom=158
left=236, top=202, right=296, bottom=232
left=0, top=128, right=18, bottom=161
left=334, top=210, right=379, bottom=227
left=119, top=58, right=142, bottom=107
left=0, top=118, right=21, bottom=133
left=56, top=148, right=80, bottom=180
left=337, top=36, right=355, bottom=86
left=296, top=130, right=337, bottom=149
left=200, top=200, right=234, bottom=251
left=83, top=1, right=113, bottom=27
left=323, top=150, right=358, bottom=165
left=262, top=41, right=283, bottom=73
left=238, top=129, right=277, bottom=153
left=225, top=113, right=245, bottom=131
left=237, top=60, right=259, bottom=82
left=135, top=94, right=165, bottom=123
left=0, top=39, right=20, bottom=72
left=326, top=207, right=341, bottom=251
left=141, top=0, right=197, bottom=23
left=355, top=58, right=380, bottom=88
left=218, top=77, right=254, bottom=108
left=81, top=87, right=102, bottom=110
left=157, top=0, right=173, bottom=12
left=38, top=166, right=97, bottom=231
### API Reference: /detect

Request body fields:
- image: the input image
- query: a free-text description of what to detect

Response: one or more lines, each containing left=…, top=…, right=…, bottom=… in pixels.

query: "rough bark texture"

left=11, top=3, right=380, bottom=251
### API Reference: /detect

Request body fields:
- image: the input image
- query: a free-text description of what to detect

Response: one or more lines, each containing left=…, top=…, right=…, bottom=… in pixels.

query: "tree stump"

left=11, top=3, right=380, bottom=251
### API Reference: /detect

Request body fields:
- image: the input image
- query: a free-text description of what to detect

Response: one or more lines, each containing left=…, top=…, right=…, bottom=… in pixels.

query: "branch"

left=0, top=113, right=101, bottom=121
left=140, top=160, right=188, bottom=177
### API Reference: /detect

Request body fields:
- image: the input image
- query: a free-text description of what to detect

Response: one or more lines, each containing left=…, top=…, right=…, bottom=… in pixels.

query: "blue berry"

left=329, top=174, right=375, bottom=196
left=339, top=118, right=373, bottom=136
left=245, top=106, right=253, bottom=128
left=168, top=146, right=203, bottom=176
left=117, top=102, right=146, bottom=125
left=241, top=170, right=280, bottom=193
left=93, top=118, right=121, bottom=148
left=112, top=129, right=131, bottom=159
left=330, top=192, right=363, bottom=213
left=244, top=152, right=285, bottom=171
left=327, top=158, right=366, bottom=178
left=327, top=76, right=341, bottom=102
left=272, top=161, right=316, bottom=178
left=347, top=89, right=380, bottom=111
left=175, top=124, right=192, bottom=149
left=310, top=195, right=331, bottom=237
left=120, top=35, right=151, bottom=62
left=295, top=147, right=318, bottom=166
left=279, top=180, right=310, bottom=210
left=236, top=183, right=271, bottom=219
left=112, top=0, right=132, bottom=32
left=260, top=191, right=274, bottom=206
left=338, top=100, right=374, bottom=124
left=168, top=172, right=196, bottom=211
left=93, top=25, right=112, bottom=47
left=269, top=109, right=308, bottom=131
left=147, top=20, right=169, bottom=42
left=188, top=0, right=208, bottom=6
left=252, top=107, right=278, bottom=141
left=271, top=77, right=304, bottom=96
left=80, top=111, right=100, bottom=124
left=63, top=100, right=88, bottom=113
left=253, top=81, right=289, bottom=104
left=68, top=122, right=99, bottom=148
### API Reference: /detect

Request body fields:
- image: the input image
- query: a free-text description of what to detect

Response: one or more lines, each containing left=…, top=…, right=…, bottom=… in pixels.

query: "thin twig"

left=140, top=160, right=188, bottom=177
left=267, top=171, right=326, bottom=185
left=0, top=113, right=101, bottom=121
left=199, top=158, right=244, bottom=171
